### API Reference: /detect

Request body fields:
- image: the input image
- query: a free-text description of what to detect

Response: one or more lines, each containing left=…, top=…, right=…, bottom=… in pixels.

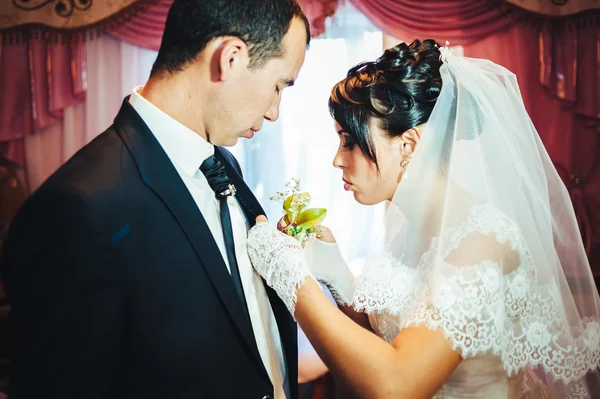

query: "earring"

left=400, top=158, right=412, bottom=181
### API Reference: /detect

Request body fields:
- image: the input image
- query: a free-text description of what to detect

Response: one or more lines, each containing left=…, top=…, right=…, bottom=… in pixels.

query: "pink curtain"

left=0, top=38, right=86, bottom=165
left=349, top=0, right=514, bottom=45
left=296, top=0, right=340, bottom=37
left=107, top=0, right=171, bottom=51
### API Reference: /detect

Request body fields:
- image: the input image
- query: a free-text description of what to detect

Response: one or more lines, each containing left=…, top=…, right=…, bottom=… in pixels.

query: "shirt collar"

left=129, top=86, right=213, bottom=176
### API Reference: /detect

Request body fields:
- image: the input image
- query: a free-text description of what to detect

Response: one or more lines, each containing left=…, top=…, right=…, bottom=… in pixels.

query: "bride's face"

left=333, top=120, right=404, bottom=205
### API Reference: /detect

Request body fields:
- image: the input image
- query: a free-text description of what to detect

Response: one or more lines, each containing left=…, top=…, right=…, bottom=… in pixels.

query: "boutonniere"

left=269, top=178, right=327, bottom=245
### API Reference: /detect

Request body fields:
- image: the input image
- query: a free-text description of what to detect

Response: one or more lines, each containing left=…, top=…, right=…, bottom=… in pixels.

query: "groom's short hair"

left=151, top=0, right=310, bottom=77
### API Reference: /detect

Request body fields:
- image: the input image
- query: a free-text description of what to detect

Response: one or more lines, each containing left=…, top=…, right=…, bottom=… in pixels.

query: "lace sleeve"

left=401, top=209, right=527, bottom=359
left=247, top=222, right=317, bottom=316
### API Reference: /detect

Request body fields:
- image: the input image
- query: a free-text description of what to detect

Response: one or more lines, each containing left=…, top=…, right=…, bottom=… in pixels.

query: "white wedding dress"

left=358, top=203, right=595, bottom=399
left=365, top=203, right=525, bottom=398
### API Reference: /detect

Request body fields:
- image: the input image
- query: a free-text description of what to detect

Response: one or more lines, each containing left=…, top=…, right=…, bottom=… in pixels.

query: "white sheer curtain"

left=24, top=35, right=158, bottom=191
left=286, top=4, right=385, bottom=387
left=241, top=4, right=385, bottom=273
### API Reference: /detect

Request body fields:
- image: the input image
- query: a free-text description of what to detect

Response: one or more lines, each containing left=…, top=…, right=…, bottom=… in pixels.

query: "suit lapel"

left=113, top=100, right=268, bottom=380
left=214, top=147, right=263, bottom=221
left=215, top=148, right=298, bottom=397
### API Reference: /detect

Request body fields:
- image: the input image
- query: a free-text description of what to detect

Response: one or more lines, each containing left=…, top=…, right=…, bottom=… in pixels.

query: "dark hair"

left=151, top=0, right=310, bottom=77
left=329, top=39, right=443, bottom=167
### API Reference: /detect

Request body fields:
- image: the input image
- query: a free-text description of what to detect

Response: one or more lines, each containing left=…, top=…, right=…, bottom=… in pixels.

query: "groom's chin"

left=220, top=136, right=240, bottom=147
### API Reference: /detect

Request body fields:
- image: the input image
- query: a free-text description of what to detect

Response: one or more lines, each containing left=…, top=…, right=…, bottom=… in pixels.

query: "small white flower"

left=481, top=268, right=500, bottom=293
left=551, top=350, right=565, bottom=363
left=463, top=283, right=480, bottom=301
left=509, top=274, right=529, bottom=299
left=526, top=322, right=552, bottom=348
left=433, top=280, right=457, bottom=310
left=439, top=41, right=453, bottom=62
left=466, top=322, right=478, bottom=336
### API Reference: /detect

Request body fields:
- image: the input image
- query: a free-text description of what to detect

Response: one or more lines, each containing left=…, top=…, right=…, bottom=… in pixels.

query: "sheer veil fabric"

left=353, top=48, right=600, bottom=397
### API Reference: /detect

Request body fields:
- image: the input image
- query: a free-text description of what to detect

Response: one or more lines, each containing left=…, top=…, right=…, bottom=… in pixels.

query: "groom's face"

left=211, top=17, right=307, bottom=146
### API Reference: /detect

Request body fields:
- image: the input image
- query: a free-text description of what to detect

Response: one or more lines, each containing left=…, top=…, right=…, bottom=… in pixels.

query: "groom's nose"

left=264, top=95, right=282, bottom=122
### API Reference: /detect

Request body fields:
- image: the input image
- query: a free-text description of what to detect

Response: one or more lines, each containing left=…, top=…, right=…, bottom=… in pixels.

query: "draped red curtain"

left=106, top=0, right=170, bottom=51
left=0, top=38, right=87, bottom=165
left=0, top=0, right=340, bottom=165
left=349, top=0, right=514, bottom=45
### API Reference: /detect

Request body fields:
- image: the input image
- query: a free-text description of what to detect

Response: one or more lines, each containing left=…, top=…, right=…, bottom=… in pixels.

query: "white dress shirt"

left=129, top=87, right=287, bottom=398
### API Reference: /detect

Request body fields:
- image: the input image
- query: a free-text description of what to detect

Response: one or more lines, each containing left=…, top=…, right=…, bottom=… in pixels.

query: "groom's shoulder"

left=40, top=126, right=127, bottom=195
left=13, top=126, right=126, bottom=230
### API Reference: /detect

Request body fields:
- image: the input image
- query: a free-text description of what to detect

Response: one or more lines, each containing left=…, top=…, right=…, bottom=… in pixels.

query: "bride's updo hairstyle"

left=329, top=39, right=443, bottom=167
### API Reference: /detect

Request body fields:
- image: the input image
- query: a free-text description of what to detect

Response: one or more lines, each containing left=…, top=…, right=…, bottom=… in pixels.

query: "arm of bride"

left=295, top=278, right=461, bottom=399
left=303, top=228, right=371, bottom=331
left=248, top=218, right=462, bottom=399
left=338, top=303, right=371, bottom=332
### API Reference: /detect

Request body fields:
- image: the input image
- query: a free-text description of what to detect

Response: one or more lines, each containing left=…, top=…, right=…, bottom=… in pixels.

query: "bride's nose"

left=333, top=150, right=345, bottom=169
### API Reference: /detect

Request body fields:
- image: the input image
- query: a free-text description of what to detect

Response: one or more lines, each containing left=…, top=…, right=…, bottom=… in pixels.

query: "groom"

left=0, top=0, right=309, bottom=398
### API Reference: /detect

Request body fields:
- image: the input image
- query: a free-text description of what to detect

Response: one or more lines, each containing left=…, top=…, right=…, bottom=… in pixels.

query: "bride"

left=247, top=39, right=600, bottom=398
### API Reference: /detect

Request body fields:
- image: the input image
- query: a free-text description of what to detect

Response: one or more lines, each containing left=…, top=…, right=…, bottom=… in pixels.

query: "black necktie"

left=200, top=155, right=251, bottom=321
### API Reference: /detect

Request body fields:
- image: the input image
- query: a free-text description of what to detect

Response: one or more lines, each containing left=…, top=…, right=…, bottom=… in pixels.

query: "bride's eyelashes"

left=342, top=134, right=355, bottom=149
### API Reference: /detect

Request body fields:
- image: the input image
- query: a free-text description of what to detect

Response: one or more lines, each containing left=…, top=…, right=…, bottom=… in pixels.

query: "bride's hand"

left=304, top=228, right=356, bottom=307
left=315, top=225, right=336, bottom=243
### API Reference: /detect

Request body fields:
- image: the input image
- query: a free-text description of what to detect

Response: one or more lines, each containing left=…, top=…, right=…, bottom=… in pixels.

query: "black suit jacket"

left=1, top=99, right=298, bottom=399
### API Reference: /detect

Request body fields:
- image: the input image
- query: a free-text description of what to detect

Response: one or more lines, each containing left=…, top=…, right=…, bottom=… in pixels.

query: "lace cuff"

left=247, top=222, right=316, bottom=317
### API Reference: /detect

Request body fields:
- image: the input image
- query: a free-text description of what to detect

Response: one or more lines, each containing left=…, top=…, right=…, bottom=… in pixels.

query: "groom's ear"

left=399, top=127, right=421, bottom=157
left=214, top=38, right=248, bottom=82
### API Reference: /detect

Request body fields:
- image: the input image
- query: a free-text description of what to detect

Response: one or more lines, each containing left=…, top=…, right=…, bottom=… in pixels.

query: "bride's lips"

left=342, top=178, right=352, bottom=191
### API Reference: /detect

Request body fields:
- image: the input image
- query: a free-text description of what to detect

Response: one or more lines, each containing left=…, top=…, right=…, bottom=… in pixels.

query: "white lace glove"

left=247, top=222, right=317, bottom=316
left=303, top=239, right=356, bottom=307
